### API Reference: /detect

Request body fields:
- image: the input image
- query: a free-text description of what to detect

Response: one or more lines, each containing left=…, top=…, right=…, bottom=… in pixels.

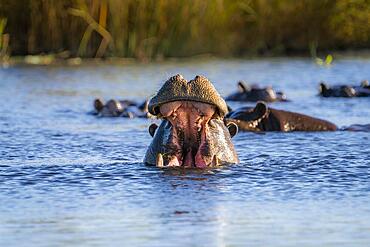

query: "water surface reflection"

left=1, top=58, right=370, bottom=246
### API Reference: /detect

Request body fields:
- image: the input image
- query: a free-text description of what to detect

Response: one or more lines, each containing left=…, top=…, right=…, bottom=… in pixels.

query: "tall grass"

left=0, top=17, right=9, bottom=63
left=0, top=0, right=369, bottom=59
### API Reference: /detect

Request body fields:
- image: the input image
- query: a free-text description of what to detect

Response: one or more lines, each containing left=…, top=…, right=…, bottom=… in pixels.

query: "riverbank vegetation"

left=0, top=0, right=369, bottom=61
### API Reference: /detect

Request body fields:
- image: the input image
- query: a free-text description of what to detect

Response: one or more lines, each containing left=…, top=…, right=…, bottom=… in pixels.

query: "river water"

left=0, top=58, right=369, bottom=246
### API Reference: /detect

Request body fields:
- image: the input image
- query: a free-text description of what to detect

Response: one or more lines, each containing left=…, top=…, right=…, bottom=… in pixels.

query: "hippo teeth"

left=156, top=153, right=182, bottom=168
left=156, top=153, right=164, bottom=167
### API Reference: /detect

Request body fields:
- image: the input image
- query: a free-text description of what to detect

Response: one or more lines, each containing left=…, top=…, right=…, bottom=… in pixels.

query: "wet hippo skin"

left=144, top=74, right=239, bottom=168
left=92, top=98, right=151, bottom=118
left=226, top=81, right=288, bottom=102
left=226, top=102, right=338, bottom=132
left=341, top=124, right=370, bottom=132
left=319, top=80, right=370, bottom=97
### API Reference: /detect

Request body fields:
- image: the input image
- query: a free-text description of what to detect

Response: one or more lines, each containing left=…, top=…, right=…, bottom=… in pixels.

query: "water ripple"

left=1, top=59, right=370, bottom=246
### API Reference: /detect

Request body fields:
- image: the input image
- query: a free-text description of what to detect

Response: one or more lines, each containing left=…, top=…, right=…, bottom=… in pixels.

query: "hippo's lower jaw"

left=144, top=101, right=239, bottom=168
left=155, top=122, right=224, bottom=168
left=154, top=122, right=221, bottom=168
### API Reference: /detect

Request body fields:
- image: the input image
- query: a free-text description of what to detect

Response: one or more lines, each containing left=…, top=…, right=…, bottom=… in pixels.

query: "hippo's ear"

left=138, top=99, right=149, bottom=112
left=227, top=122, right=238, bottom=138
left=319, top=82, right=328, bottom=93
left=237, top=81, right=249, bottom=93
left=149, top=123, right=158, bottom=137
left=227, top=104, right=233, bottom=112
left=254, top=101, right=268, bottom=119
left=94, top=98, right=104, bottom=112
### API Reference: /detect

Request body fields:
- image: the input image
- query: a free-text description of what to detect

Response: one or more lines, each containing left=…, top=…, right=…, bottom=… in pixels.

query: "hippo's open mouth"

left=144, top=74, right=239, bottom=168
left=156, top=100, right=219, bottom=168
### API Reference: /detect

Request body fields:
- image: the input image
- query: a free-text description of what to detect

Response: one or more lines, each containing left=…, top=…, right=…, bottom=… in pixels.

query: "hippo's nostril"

left=94, top=98, right=104, bottom=112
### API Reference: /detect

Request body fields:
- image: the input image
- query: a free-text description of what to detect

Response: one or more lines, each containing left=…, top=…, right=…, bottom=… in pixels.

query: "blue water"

left=0, top=58, right=370, bottom=246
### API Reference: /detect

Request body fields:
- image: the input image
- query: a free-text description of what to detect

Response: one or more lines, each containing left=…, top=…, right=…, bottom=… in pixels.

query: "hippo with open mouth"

left=144, top=74, right=239, bottom=168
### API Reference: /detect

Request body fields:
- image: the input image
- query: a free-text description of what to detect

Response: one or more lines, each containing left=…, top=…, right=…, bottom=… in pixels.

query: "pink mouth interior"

left=159, top=101, right=216, bottom=168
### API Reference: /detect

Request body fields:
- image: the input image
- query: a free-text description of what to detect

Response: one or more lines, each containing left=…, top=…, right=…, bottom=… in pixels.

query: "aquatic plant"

left=0, top=17, right=9, bottom=65
left=315, top=54, right=333, bottom=66
left=0, top=0, right=369, bottom=59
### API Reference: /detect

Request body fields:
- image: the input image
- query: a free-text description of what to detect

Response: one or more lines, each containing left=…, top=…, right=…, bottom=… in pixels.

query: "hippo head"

left=144, top=74, right=239, bottom=168
left=94, top=99, right=124, bottom=117
left=319, top=82, right=356, bottom=97
left=250, top=86, right=277, bottom=102
left=225, top=81, right=251, bottom=101
left=225, top=102, right=269, bottom=131
left=226, top=81, right=286, bottom=102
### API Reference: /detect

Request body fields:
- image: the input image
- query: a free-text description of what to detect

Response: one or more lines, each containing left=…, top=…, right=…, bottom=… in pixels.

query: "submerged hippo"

left=93, top=98, right=151, bottom=118
left=144, top=74, right=239, bottom=168
left=319, top=80, right=370, bottom=97
left=226, top=81, right=288, bottom=102
left=226, top=102, right=337, bottom=132
left=342, top=124, right=370, bottom=132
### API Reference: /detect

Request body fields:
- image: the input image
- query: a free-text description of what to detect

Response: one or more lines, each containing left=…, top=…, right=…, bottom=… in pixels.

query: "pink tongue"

left=195, top=152, right=207, bottom=168
left=183, top=149, right=194, bottom=168
left=182, top=149, right=208, bottom=168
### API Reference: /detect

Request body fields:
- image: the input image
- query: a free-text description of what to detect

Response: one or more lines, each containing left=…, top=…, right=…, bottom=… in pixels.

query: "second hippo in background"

left=226, top=102, right=337, bottom=132
left=226, top=81, right=288, bottom=102
left=93, top=98, right=152, bottom=118
left=319, top=80, right=370, bottom=97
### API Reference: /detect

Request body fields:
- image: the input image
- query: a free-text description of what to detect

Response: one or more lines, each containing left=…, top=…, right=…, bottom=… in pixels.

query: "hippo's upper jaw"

left=144, top=74, right=239, bottom=168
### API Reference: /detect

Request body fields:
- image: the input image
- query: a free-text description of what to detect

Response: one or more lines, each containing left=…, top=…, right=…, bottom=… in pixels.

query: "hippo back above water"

left=226, top=102, right=338, bottom=132
left=226, top=81, right=288, bottom=102
left=319, top=80, right=370, bottom=97
left=92, top=98, right=151, bottom=118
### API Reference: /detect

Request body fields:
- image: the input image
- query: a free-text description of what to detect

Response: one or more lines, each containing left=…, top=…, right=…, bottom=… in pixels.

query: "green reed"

left=0, top=0, right=369, bottom=59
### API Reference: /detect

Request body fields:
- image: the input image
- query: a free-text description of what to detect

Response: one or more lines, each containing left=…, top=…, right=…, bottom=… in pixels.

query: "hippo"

left=93, top=98, right=151, bottom=118
left=341, top=124, right=370, bottom=132
left=356, top=80, right=370, bottom=97
left=225, top=102, right=338, bottom=132
left=144, top=74, right=239, bottom=168
left=319, top=80, right=370, bottom=97
left=226, top=81, right=288, bottom=102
